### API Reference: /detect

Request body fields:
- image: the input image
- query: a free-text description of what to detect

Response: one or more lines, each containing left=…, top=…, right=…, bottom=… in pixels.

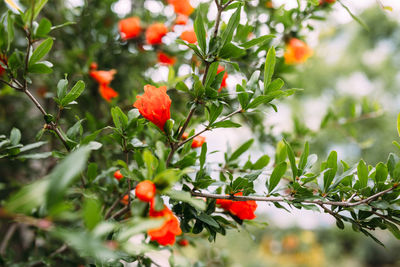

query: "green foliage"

left=0, top=0, right=399, bottom=265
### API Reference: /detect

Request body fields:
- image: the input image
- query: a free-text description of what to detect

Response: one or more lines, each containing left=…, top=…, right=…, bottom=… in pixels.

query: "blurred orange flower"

left=168, top=0, right=194, bottom=16
left=216, top=192, right=257, bottom=220
left=148, top=200, right=182, bottom=246
left=180, top=30, right=197, bottom=44
left=89, top=65, right=119, bottom=102
left=284, top=38, right=313, bottom=65
left=119, top=17, right=141, bottom=40
left=146, top=23, right=168, bottom=45
left=133, top=85, right=171, bottom=130
left=181, top=132, right=206, bottom=148
left=217, top=65, right=228, bottom=92
left=175, top=14, right=189, bottom=25
left=157, top=52, right=176, bottom=65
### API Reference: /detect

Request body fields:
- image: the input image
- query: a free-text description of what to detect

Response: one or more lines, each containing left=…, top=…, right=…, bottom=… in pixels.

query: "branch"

left=0, top=223, right=17, bottom=256
left=190, top=184, right=399, bottom=207
left=178, top=108, right=243, bottom=147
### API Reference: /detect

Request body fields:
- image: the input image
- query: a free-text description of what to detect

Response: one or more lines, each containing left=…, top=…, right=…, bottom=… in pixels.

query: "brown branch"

left=190, top=184, right=399, bottom=207
left=178, top=108, right=243, bottom=147
left=0, top=223, right=18, bottom=256
left=110, top=206, right=130, bottom=220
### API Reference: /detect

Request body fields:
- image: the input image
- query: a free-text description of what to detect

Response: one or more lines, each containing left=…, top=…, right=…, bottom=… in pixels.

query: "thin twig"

left=178, top=108, right=243, bottom=147
left=0, top=223, right=18, bottom=256
left=190, top=184, right=398, bottom=207
left=49, top=244, right=68, bottom=258
left=110, top=206, right=130, bottom=220
left=105, top=189, right=130, bottom=220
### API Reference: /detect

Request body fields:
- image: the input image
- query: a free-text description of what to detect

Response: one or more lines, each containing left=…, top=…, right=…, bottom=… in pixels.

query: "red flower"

left=181, top=132, right=206, bottom=148
left=89, top=66, right=119, bottom=102
left=178, top=239, right=189, bottom=246
left=120, top=194, right=129, bottom=205
left=133, top=85, right=171, bottom=131
left=168, top=0, right=194, bottom=16
left=175, top=14, right=189, bottom=26
left=119, top=17, right=141, bottom=40
left=114, top=170, right=124, bottom=181
left=180, top=30, right=197, bottom=44
left=217, top=65, right=228, bottom=92
left=99, top=84, right=119, bottom=102
left=284, top=38, right=313, bottom=65
left=216, top=192, right=257, bottom=220
left=146, top=23, right=168, bottom=45
left=319, top=0, right=335, bottom=5
left=158, top=52, right=176, bottom=66
left=148, top=201, right=182, bottom=246
left=0, top=55, right=7, bottom=76
left=135, top=180, right=156, bottom=202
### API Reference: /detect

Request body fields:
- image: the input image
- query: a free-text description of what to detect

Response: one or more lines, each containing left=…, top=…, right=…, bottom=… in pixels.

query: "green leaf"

left=307, top=0, right=319, bottom=6
left=397, top=113, right=400, bottom=137
left=323, top=151, right=338, bottom=192
left=7, top=12, right=14, bottom=51
left=247, top=91, right=284, bottom=109
left=374, top=162, right=388, bottom=183
left=197, top=213, right=219, bottom=228
left=204, top=62, right=219, bottom=89
left=200, top=142, right=207, bottom=169
left=386, top=222, right=400, bottom=240
left=19, top=141, right=47, bottom=152
left=229, top=139, right=254, bottom=162
left=143, top=149, right=158, bottom=179
left=111, top=106, right=128, bottom=131
left=252, top=155, right=270, bottom=170
left=46, top=146, right=91, bottom=210
left=240, top=34, right=275, bottom=49
left=83, top=196, right=102, bottom=230
left=220, top=5, right=241, bottom=49
left=283, top=139, right=297, bottom=181
left=10, top=127, right=21, bottom=145
left=116, top=218, right=165, bottom=242
left=28, top=61, right=53, bottom=73
left=275, top=140, right=287, bottom=164
left=298, top=141, right=309, bottom=175
left=236, top=84, right=249, bottom=109
left=5, top=179, right=49, bottom=214
left=338, top=0, right=369, bottom=31
left=219, top=43, right=246, bottom=59
left=60, top=80, right=85, bottom=107
left=263, top=46, right=276, bottom=94
left=35, top=18, right=52, bottom=37
left=212, top=120, right=241, bottom=129
left=357, top=160, right=369, bottom=188
left=29, top=38, right=53, bottom=66
left=176, top=81, right=189, bottom=92
left=57, top=78, right=68, bottom=100
left=194, top=10, right=206, bottom=53
left=167, top=190, right=206, bottom=211
left=268, top=162, right=287, bottom=193
left=267, top=78, right=284, bottom=92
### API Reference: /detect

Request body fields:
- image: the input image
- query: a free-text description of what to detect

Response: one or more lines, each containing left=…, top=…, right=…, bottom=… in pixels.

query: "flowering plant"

left=0, top=0, right=399, bottom=265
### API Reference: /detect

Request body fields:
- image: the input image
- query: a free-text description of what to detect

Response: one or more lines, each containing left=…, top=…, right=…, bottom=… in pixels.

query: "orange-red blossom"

left=216, top=192, right=257, bottom=220
left=283, top=38, right=313, bottom=65
left=119, top=16, right=141, bottom=40
left=0, top=55, right=7, bottom=76
left=134, top=185, right=182, bottom=246
left=133, top=85, right=171, bottom=131
left=157, top=52, right=176, bottom=66
left=217, top=65, right=228, bottom=92
left=180, top=30, right=197, bottom=44
left=89, top=64, right=119, bottom=102
left=182, top=132, right=206, bottom=148
left=147, top=200, right=182, bottom=246
left=168, top=0, right=194, bottom=16
left=135, top=180, right=156, bottom=202
left=146, top=23, right=168, bottom=45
